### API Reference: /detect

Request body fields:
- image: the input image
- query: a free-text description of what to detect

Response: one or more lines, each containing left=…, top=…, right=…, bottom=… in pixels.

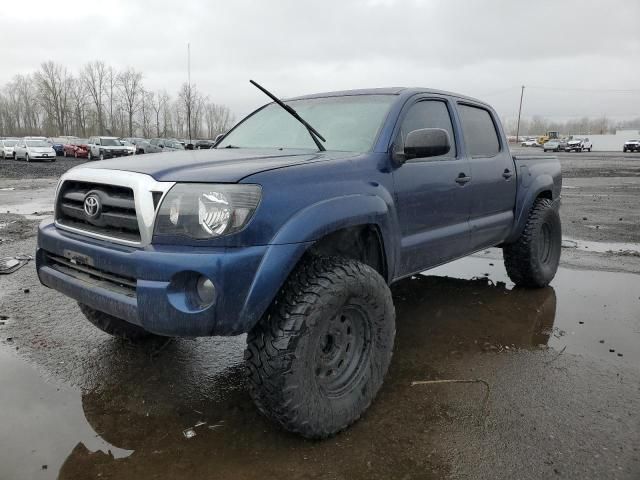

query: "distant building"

left=570, top=129, right=640, bottom=151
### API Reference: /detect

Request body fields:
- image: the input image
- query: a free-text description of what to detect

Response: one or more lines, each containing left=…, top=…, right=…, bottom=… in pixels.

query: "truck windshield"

left=217, top=95, right=395, bottom=152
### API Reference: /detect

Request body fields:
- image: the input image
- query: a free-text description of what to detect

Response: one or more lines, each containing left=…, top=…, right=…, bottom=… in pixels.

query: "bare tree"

left=105, top=65, right=119, bottom=134
left=178, top=82, right=198, bottom=141
left=70, top=78, right=90, bottom=137
left=150, top=90, right=169, bottom=137
left=34, top=61, right=72, bottom=134
left=138, top=89, right=154, bottom=138
left=81, top=61, right=107, bottom=133
left=205, top=103, right=234, bottom=138
left=118, top=68, right=143, bottom=137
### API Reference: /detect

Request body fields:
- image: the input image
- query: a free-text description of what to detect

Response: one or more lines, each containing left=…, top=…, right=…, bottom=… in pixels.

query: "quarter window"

left=457, top=104, right=500, bottom=157
left=395, top=100, right=456, bottom=159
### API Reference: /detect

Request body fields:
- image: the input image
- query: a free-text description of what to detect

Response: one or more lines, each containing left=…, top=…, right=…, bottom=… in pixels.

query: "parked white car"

left=623, top=140, right=640, bottom=152
left=87, top=136, right=131, bottom=160
left=119, top=139, right=137, bottom=156
left=13, top=137, right=57, bottom=162
left=565, top=137, right=592, bottom=152
left=520, top=138, right=539, bottom=147
left=0, top=138, right=19, bottom=159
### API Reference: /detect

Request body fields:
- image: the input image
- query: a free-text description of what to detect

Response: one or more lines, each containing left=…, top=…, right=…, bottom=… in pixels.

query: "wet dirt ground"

left=0, top=151, right=639, bottom=479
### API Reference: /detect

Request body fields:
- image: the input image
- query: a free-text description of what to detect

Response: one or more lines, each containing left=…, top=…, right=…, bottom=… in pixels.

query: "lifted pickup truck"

left=37, top=84, right=561, bottom=439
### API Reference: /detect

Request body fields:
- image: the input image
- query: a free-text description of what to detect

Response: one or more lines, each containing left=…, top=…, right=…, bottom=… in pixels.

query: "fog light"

left=196, top=276, right=215, bottom=307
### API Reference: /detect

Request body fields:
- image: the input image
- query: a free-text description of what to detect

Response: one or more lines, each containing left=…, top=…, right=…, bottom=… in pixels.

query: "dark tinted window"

left=396, top=100, right=456, bottom=158
left=457, top=104, right=500, bottom=157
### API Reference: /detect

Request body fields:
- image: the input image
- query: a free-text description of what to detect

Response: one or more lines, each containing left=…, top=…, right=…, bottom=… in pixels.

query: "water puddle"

left=0, top=187, right=55, bottom=218
left=0, top=349, right=132, bottom=480
left=562, top=237, right=640, bottom=255
left=0, top=260, right=638, bottom=479
left=428, top=256, right=640, bottom=364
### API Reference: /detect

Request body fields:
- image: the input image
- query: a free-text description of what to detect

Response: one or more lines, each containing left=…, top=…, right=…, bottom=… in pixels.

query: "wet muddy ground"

left=0, top=151, right=639, bottom=479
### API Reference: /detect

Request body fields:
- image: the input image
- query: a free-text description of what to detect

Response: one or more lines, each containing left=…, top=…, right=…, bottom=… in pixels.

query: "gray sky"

left=3, top=0, right=639, bottom=121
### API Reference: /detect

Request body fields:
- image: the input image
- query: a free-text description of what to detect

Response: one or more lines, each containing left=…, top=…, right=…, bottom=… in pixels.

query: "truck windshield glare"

left=217, top=95, right=395, bottom=152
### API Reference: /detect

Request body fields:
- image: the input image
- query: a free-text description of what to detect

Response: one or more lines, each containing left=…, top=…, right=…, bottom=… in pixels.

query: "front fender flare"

left=237, top=194, right=397, bottom=332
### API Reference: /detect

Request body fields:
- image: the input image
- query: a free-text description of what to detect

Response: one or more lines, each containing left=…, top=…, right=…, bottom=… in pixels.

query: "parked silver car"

left=145, top=138, right=185, bottom=153
left=13, top=137, right=57, bottom=162
left=0, top=138, right=19, bottom=159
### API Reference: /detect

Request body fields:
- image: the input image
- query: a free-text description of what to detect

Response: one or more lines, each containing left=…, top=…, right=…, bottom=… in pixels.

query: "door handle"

left=455, top=173, right=471, bottom=185
left=502, top=169, right=513, bottom=179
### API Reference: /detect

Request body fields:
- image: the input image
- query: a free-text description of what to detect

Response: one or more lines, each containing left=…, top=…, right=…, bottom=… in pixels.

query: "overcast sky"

left=3, top=0, right=639, bottom=122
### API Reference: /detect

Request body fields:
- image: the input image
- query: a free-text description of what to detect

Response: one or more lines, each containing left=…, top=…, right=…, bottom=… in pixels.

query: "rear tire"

left=503, top=198, right=561, bottom=288
left=245, top=256, right=395, bottom=439
left=78, top=303, right=160, bottom=343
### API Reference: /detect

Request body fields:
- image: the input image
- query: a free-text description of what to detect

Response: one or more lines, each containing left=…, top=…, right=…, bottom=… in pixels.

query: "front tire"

left=245, top=256, right=396, bottom=439
left=99, top=152, right=105, bottom=161
left=78, top=303, right=160, bottom=342
left=88, top=151, right=92, bottom=160
left=25, top=154, right=30, bottom=162
left=503, top=198, right=561, bottom=288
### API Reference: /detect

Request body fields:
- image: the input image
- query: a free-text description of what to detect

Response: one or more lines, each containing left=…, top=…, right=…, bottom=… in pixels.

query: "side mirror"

left=403, top=128, right=451, bottom=161
left=159, top=144, right=164, bottom=148
left=214, top=133, right=225, bottom=144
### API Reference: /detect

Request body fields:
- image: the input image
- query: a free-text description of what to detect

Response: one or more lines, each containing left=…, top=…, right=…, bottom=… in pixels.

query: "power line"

left=525, top=86, right=640, bottom=94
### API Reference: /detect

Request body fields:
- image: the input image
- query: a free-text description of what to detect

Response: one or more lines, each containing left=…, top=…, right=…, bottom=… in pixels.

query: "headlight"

left=154, top=183, right=261, bottom=239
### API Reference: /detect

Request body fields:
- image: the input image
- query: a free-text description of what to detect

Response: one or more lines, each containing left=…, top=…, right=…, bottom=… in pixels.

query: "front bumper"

left=36, top=220, right=306, bottom=337
left=100, top=150, right=133, bottom=158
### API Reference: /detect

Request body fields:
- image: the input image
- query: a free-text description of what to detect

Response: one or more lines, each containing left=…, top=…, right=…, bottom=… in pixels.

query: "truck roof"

left=287, top=87, right=489, bottom=106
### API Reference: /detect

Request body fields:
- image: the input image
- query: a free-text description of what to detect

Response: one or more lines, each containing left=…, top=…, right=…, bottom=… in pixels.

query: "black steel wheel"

left=245, top=256, right=395, bottom=439
left=503, top=198, right=562, bottom=287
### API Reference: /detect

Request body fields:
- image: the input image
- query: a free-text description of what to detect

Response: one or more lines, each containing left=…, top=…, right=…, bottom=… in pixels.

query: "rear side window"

left=457, top=104, right=500, bottom=157
left=396, top=100, right=456, bottom=158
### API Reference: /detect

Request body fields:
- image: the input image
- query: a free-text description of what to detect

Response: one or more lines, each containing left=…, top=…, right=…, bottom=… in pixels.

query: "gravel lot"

left=0, top=149, right=638, bottom=480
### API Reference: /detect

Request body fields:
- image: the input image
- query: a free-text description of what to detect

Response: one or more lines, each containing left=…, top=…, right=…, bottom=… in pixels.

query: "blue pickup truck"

left=36, top=85, right=561, bottom=439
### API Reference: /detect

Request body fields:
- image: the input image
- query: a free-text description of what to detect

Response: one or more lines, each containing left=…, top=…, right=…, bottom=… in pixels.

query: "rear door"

left=392, top=96, right=473, bottom=276
left=455, top=103, right=517, bottom=250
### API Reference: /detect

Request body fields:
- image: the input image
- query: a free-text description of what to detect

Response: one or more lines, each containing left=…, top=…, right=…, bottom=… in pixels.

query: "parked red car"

left=63, top=139, right=89, bottom=158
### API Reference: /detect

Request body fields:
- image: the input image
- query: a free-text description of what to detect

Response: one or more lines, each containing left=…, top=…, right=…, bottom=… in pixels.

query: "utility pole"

left=187, top=42, right=192, bottom=144
left=515, top=85, right=524, bottom=142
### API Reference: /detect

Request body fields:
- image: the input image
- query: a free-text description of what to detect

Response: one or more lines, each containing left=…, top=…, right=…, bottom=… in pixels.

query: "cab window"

left=457, top=104, right=500, bottom=157
left=395, top=100, right=456, bottom=159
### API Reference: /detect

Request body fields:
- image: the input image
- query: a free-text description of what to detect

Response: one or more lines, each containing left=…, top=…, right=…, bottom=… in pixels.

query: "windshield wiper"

left=250, top=80, right=326, bottom=152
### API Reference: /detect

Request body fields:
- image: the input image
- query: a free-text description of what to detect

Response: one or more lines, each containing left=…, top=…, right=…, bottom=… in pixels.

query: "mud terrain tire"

left=503, top=198, right=561, bottom=287
left=78, top=303, right=159, bottom=342
left=245, top=256, right=395, bottom=439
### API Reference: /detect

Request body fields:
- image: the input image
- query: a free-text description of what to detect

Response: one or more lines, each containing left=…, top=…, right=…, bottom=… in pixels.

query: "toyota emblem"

left=83, top=194, right=101, bottom=218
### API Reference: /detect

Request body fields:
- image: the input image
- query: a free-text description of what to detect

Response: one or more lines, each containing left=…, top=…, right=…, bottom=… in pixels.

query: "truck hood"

left=76, top=148, right=354, bottom=182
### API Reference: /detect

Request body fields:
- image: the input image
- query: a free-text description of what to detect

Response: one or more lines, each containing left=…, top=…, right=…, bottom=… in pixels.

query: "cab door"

left=455, top=103, right=517, bottom=250
left=392, top=97, right=473, bottom=277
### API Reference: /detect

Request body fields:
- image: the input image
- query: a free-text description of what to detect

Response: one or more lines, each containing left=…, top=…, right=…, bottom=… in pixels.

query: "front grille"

left=44, top=252, right=137, bottom=297
left=56, top=180, right=140, bottom=242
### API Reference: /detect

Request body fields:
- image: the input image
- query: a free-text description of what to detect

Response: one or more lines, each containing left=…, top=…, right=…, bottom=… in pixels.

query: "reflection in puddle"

left=429, top=255, right=640, bottom=364
left=1, top=259, right=638, bottom=479
left=0, top=349, right=132, bottom=480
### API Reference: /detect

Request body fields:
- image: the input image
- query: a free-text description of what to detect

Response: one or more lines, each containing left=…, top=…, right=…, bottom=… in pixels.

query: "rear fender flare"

left=506, top=173, right=556, bottom=243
